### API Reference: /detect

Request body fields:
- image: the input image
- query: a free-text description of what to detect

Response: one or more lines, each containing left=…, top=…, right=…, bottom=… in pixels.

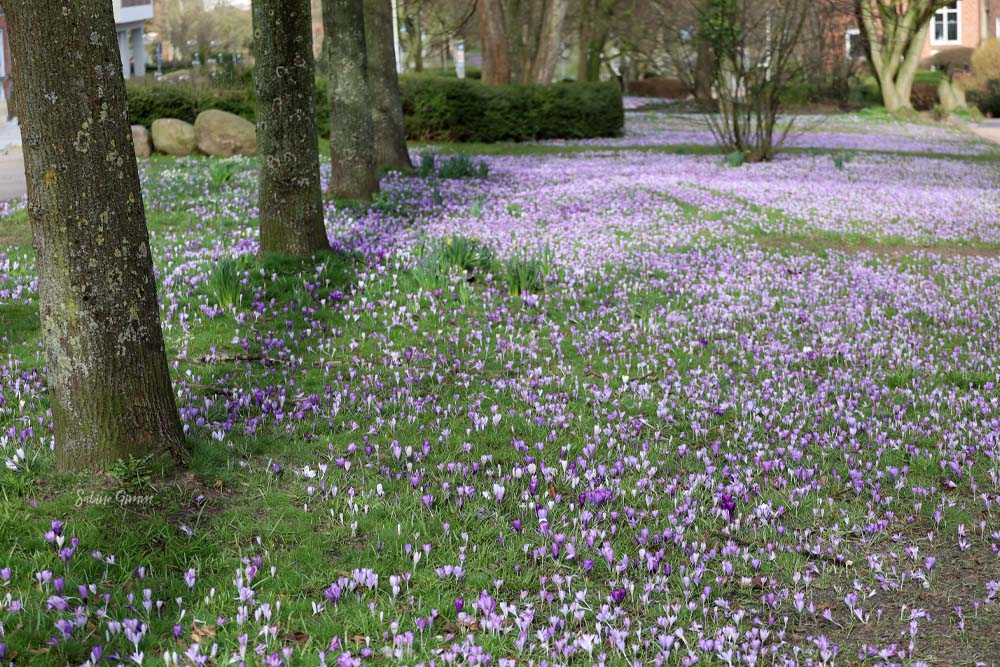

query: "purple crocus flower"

left=718, top=492, right=736, bottom=520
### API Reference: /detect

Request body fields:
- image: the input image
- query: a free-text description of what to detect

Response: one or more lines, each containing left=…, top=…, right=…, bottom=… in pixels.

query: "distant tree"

left=479, top=0, right=511, bottom=84
left=153, top=0, right=251, bottom=64
left=153, top=0, right=215, bottom=62
left=213, top=3, right=254, bottom=52
left=853, top=0, right=955, bottom=111
left=397, top=0, right=476, bottom=72
left=254, top=0, right=331, bottom=256
left=510, top=0, right=570, bottom=83
left=5, top=0, right=186, bottom=471
left=366, top=0, right=413, bottom=171
left=692, top=0, right=715, bottom=100
left=576, top=0, right=622, bottom=82
left=323, top=0, right=380, bottom=201
left=671, top=0, right=811, bottom=162
left=398, top=0, right=426, bottom=71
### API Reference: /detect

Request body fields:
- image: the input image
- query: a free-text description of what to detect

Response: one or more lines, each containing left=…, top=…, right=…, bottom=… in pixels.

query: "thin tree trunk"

left=254, top=0, right=331, bottom=255
left=323, top=0, right=379, bottom=201
left=577, top=0, right=595, bottom=81
left=404, top=13, right=424, bottom=71
left=366, top=0, right=412, bottom=170
left=479, top=0, right=512, bottom=85
left=5, top=0, right=186, bottom=472
left=583, top=27, right=608, bottom=82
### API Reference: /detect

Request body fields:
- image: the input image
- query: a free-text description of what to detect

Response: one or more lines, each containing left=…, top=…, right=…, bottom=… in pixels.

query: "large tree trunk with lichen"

left=5, top=0, right=186, bottom=472
left=365, top=0, right=412, bottom=171
left=479, top=0, right=511, bottom=85
left=254, top=0, right=331, bottom=256
left=323, top=0, right=379, bottom=201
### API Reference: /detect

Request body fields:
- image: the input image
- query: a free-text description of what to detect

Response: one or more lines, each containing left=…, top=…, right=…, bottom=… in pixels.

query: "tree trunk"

left=524, top=0, right=568, bottom=84
left=365, top=0, right=412, bottom=171
left=507, top=0, right=526, bottom=82
left=404, top=13, right=423, bottom=71
left=5, top=0, right=186, bottom=472
left=323, top=0, right=379, bottom=201
left=582, top=27, right=607, bottom=82
left=854, top=0, right=939, bottom=112
left=577, top=0, right=594, bottom=81
left=576, top=0, right=608, bottom=83
left=479, top=0, right=512, bottom=85
left=892, top=22, right=929, bottom=110
left=254, top=0, right=331, bottom=256
left=694, top=39, right=714, bottom=101
left=693, top=0, right=714, bottom=101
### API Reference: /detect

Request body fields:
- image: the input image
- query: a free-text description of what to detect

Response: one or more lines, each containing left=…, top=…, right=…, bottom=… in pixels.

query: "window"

left=846, top=29, right=864, bottom=60
left=932, top=2, right=960, bottom=44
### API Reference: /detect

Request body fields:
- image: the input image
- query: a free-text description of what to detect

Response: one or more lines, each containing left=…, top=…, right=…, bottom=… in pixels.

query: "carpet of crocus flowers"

left=2, top=110, right=1000, bottom=667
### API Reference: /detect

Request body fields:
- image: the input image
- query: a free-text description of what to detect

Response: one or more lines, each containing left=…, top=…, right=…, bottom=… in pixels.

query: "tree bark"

left=323, top=0, right=379, bottom=201
left=854, top=0, right=944, bottom=112
left=254, top=0, right=331, bottom=256
left=5, top=0, right=186, bottom=472
left=479, top=0, right=512, bottom=85
left=693, top=0, right=715, bottom=101
left=581, top=27, right=608, bottom=82
left=524, top=0, right=568, bottom=83
left=365, top=0, right=412, bottom=171
left=576, top=0, right=608, bottom=82
left=694, top=40, right=714, bottom=101
left=403, top=13, right=424, bottom=71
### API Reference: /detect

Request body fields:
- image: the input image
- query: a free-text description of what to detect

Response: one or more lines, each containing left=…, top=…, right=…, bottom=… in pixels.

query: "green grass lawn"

left=1, top=111, right=999, bottom=665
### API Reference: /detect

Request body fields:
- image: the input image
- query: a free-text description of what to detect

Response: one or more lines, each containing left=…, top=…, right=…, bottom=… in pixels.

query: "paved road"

left=972, top=119, right=1000, bottom=145
left=0, top=118, right=24, bottom=201
left=0, top=148, right=25, bottom=201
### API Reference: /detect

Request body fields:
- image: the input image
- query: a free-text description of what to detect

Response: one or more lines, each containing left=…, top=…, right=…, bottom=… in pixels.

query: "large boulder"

left=194, top=109, right=256, bottom=157
left=151, top=118, right=196, bottom=156
left=131, top=124, right=152, bottom=158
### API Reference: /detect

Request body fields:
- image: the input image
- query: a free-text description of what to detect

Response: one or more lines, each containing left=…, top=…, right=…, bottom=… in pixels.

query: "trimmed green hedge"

left=400, top=76, right=623, bottom=142
left=127, top=75, right=623, bottom=144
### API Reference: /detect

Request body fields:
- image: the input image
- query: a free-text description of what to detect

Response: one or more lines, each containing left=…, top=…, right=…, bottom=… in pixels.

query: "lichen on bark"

left=6, top=0, right=187, bottom=472
left=254, top=0, right=331, bottom=256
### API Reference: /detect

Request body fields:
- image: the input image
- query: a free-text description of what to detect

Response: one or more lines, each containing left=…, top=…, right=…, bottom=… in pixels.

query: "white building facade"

left=114, top=0, right=155, bottom=79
